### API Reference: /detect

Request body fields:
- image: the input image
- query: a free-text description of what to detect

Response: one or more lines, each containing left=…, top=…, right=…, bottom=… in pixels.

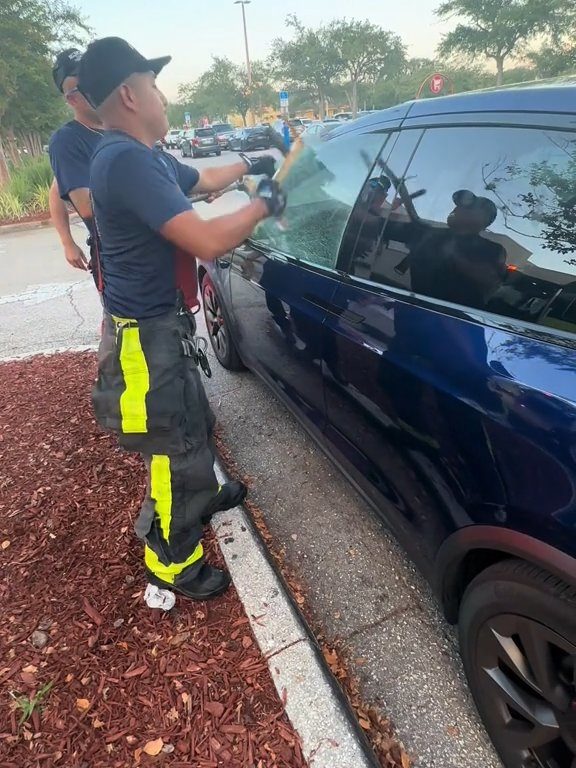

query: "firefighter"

left=77, top=37, right=286, bottom=601
left=48, top=49, right=103, bottom=277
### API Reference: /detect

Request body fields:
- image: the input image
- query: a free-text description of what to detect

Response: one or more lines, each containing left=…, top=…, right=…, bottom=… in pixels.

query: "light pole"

left=234, top=0, right=252, bottom=88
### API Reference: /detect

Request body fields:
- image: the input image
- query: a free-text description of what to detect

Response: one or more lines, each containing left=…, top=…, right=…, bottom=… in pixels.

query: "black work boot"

left=201, top=481, right=247, bottom=525
left=147, top=563, right=231, bottom=601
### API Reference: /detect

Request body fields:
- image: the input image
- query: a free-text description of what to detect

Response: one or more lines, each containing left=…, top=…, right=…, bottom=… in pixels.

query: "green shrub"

left=32, top=183, right=51, bottom=213
left=0, top=156, right=53, bottom=220
left=0, top=191, right=27, bottom=220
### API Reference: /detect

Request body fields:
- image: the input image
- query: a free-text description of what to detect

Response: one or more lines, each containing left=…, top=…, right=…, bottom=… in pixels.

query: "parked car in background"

left=180, top=127, right=221, bottom=158
left=228, top=126, right=273, bottom=152
left=303, top=120, right=340, bottom=137
left=154, top=139, right=165, bottom=152
left=333, top=111, right=354, bottom=121
left=211, top=122, right=235, bottom=149
left=165, top=129, right=182, bottom=149
left=199, top=80, right=576, bottom=768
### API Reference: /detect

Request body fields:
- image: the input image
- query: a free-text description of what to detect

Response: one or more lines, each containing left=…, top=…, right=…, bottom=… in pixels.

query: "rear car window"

left=350, top=123, right=576, bottom=336
left=196, top=129, right=215, bottom=137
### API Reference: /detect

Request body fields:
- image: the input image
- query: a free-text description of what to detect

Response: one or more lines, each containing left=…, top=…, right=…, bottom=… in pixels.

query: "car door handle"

left=303, top=294, right=365, bottom=324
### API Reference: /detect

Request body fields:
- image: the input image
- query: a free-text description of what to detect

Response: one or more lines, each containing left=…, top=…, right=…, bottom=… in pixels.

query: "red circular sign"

left=430, top=74, right=446, bottom=95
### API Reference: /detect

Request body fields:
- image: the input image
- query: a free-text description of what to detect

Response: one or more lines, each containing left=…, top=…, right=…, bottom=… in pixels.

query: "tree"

left=370, top=58, right=493, bottom=108
left=270, top=15, right=343, bottom=119
left=530, top=43, right=576, bottom=78
left=436, top=0, right=573, bottom=86
left=244, top=61, right=276, bottom=121
left=180, top=57, right=275, bottom=126
left=328, top=20, right=406, bottom=117
left=0, top=0, right=89, bottom=178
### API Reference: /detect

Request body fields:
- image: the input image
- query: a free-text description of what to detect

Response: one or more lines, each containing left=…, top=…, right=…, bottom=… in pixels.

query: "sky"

left=74, top=0, right=453, bottom=100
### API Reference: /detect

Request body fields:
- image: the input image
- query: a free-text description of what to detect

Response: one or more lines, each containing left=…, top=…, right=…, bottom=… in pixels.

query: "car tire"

left=181, top=148, right=186, bottom=158
left=192, top=151, right=198, bottom=159
left=216, top=150, right=221, bottom=156
left=459, top=558, right=576, bottom=768
left=201, top=273, right=244, bottom=372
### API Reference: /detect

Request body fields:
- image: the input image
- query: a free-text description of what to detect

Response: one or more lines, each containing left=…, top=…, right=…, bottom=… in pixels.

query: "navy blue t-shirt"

left=49, top=120, right=103, bottom=204
left=90, top=132, right=200, bottom=319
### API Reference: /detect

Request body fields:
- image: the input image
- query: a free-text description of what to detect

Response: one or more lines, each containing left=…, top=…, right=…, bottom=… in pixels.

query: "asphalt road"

left=0, top=149, right=503, bottom=768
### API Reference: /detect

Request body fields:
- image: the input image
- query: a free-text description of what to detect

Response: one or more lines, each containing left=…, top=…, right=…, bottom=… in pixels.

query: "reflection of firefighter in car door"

left=78, top=36, right=286, bottom=602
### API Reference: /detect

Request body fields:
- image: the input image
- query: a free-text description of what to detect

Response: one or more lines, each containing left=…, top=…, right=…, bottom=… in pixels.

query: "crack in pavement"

left=65, top=282, right=87, bottom=335
left=341, top=603, right=417, bottom=642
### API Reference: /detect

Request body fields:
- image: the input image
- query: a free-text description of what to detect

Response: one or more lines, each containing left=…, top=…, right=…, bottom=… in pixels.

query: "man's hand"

left=253, top=179, right=287, bottom=218
left=240, top=154, right=277, bottom=178
left=64, top=242, right=88, bottom=270
left=205, top=190, right=224, bottom=204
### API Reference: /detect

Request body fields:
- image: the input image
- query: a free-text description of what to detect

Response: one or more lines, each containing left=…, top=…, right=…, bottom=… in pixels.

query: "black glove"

left=240, top=153, right=277, bottom=178
left=254, top=178, right=287, bottom=218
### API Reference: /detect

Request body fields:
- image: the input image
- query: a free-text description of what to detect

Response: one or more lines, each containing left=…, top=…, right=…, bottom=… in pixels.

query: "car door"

left=227, top=127, right=391, bottom=431
left=323, top=115, right=576, bottom=567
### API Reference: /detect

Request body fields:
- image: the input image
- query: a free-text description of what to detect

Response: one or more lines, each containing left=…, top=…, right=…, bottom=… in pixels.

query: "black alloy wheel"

left=201, top=274, right=243, bottom=371
left=459, top=560, right=576, bottom=768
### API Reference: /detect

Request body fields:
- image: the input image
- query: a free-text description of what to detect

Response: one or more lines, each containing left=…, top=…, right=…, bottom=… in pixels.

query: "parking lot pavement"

left=0, top=206, right=503, bottom=767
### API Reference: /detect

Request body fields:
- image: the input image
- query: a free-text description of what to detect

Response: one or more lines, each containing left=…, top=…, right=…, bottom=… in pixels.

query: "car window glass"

left=349, top=125, right=576, bottom=335
left=252, top=131, right=388, bottom=269
left=196, top=128, right=215, bottom=137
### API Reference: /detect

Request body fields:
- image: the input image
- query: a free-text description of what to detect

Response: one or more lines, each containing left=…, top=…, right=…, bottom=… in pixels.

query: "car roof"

left=329, top=78, right=576, bottom=138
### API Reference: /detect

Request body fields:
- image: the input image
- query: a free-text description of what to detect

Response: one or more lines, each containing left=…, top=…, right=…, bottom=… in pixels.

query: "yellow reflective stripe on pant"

left=144, top=542, right=204, bottom=584
left=118, top=324, right=149, bottom=433
left=150, top=455, right=172, bottom=542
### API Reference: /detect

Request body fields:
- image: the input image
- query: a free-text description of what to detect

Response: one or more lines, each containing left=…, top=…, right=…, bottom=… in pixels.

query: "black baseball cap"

left=78, top=37, right=171, bottom=108
left=53, top=48, right=83, bottom=92
left=452, top=189, right=498, bottom=226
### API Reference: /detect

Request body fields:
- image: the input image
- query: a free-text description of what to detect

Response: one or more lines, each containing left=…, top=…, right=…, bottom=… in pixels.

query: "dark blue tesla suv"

left=200, top=80, right=576, bottom=768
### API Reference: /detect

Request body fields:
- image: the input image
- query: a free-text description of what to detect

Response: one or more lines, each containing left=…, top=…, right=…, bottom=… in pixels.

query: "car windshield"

left=169, top=130, right=180, bottom=136
left=196, top=129, right=215, bottom=137
left=212, top=124, right=233, bottom=132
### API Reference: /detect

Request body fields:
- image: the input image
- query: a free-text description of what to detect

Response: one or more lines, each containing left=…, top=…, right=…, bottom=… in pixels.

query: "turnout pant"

left=93, top=309, right=218, bottom=584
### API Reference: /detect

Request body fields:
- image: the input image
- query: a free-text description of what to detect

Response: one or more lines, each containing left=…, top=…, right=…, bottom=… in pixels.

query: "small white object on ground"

left=144, top=584, right=176, bottom=611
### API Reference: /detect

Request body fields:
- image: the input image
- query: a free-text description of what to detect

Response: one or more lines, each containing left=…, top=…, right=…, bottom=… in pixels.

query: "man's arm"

left=192, top=154, right=278, bottom=194
left=49, top=179, right=88, bottom=271
left=193, top=161, right=248, bottom=194
left=161, top=200, right=269, bottom=262
left=68, top=188, right=93, bottom=221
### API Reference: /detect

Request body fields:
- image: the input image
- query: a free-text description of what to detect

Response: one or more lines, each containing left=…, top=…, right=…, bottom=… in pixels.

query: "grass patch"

left=10, top=681, right=54, bottom=726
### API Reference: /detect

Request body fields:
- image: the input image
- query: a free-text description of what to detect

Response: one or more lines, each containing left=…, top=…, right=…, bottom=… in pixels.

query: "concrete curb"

left=0, top=213, right=81, bottom=236
left=212, top=461, right=379, bottom=768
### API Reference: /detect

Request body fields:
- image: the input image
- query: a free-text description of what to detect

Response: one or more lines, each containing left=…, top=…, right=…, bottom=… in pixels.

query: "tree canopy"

left=329, top=19, right=406, bottom=116
left=436, top=0, right=575, bottom=85
left=0, top=0, right=90, bottom=137
left=178, top=56, right=275, bottom=125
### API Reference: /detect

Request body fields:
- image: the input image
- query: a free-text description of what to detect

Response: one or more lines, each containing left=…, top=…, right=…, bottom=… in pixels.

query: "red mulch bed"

left=0, top=352, right=306, bottom=768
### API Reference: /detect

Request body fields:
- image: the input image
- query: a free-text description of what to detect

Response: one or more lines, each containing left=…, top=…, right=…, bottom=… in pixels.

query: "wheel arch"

left=436, top=526, right=576, bottom=623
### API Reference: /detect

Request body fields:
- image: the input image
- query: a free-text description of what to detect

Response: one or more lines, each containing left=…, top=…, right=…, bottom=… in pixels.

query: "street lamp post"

left=234, top=0, right=252, bottom=88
